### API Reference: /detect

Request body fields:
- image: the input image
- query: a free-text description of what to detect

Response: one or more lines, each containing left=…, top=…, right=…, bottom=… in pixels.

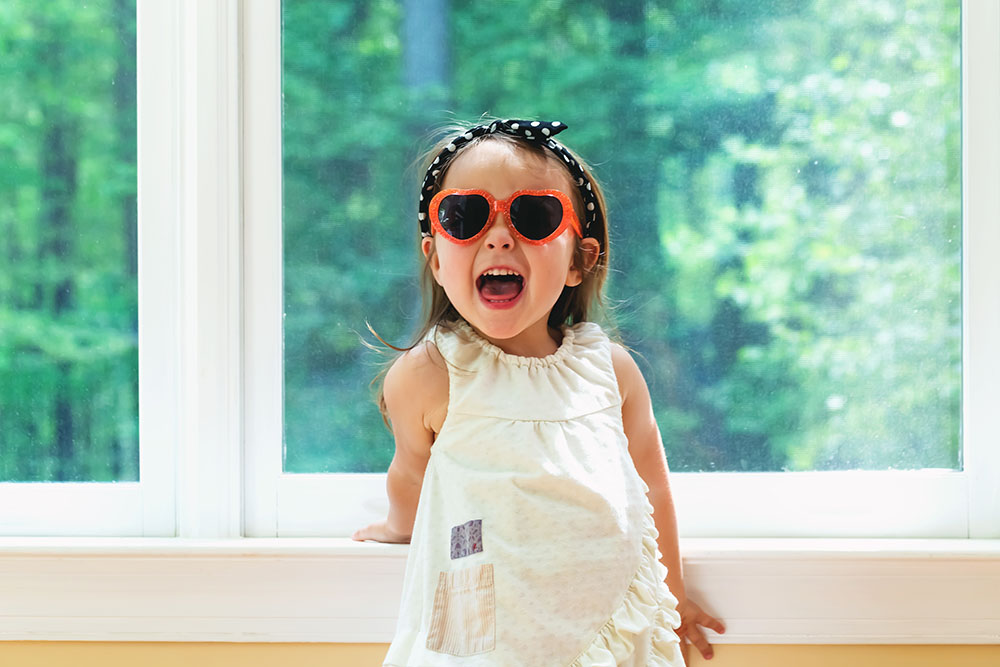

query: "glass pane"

left=0, top=1, right=138, bottom=482
left=282, top=0, right=960, bottom=473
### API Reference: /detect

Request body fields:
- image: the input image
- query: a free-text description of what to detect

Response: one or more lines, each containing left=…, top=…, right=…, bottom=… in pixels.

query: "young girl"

left=353, top=118, right=724, bottom=666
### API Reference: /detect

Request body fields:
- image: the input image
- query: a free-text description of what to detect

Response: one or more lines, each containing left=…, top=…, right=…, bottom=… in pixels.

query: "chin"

left=452, top=307, right=520, bottom=341
left=447, top=287, right=550, bottom=342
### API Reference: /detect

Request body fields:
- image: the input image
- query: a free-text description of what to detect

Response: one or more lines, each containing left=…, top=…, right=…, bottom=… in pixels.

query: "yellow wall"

left=2, top=643, right=1000, bottom=666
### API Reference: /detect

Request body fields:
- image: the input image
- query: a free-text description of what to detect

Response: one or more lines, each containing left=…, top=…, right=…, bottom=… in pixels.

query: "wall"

left=2, top=643, right=1000, bottom=666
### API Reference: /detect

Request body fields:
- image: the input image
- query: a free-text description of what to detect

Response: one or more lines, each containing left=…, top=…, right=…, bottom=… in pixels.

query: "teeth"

left=481, top=268, right=522, bottom=278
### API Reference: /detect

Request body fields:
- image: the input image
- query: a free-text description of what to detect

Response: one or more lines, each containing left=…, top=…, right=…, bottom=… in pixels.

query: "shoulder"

left=386, top=337, right=446, bottom=386
left=609, top=343, right=661, bottom=458
left=385, top=337, right=449, bottom=434
left=608, top=341, right=646, bottom=405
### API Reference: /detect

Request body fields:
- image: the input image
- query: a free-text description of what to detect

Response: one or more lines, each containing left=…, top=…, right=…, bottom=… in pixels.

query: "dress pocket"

left=426, top=562, right=496, bottom=656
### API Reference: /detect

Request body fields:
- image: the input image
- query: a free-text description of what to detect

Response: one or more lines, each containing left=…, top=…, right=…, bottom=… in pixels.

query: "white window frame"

left=243, top=0, right=1000, bottom=541
left=0, top=0, right=998, bottom=647
left=0, top=0, right=182, bottom=537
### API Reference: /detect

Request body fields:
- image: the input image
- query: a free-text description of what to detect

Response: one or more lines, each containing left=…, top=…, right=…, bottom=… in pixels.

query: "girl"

left=353, top=119, right=724, bottom=666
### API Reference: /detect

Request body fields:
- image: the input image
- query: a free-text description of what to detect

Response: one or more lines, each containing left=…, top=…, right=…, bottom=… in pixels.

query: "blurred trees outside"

left=0, top=0, right=138, bottom=482
left=282, top=0, right=960, bottom=473
left=0, top=0, right=959, bottom=480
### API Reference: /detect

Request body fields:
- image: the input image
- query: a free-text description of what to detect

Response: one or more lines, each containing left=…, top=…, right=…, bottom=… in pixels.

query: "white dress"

left=383, top=320, right=683, bottom=667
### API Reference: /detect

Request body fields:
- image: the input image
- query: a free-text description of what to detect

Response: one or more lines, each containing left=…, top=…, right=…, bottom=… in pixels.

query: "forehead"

left=440, top=140, right=575, bottom=195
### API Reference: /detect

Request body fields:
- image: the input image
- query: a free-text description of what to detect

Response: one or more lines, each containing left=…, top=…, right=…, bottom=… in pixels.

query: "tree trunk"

left=40, top=118, right=79, bottom=481
left=403, top=0, right=450, bottom=128
left=37, top=12, right=79, bottom=481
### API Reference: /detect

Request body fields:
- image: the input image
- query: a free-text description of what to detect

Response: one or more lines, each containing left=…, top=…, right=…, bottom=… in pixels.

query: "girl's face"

left=422, top=140, right=598, bottom=351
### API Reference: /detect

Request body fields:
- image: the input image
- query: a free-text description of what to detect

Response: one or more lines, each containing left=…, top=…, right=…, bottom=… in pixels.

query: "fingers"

left=705, top=613, right=726, bottom=635
left=351, top=523, right=375, bottom=541
left=677, top=603, right=725, bottom=662
left=352, top=520, right=409, bottom=543
left=686, top=623, right=715, bottom=660
left=696, top=609, right=726, bottom=639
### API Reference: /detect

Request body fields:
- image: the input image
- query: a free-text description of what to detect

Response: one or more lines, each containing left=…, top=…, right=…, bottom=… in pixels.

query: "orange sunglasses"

left=428, top=188, right=582, bottom=245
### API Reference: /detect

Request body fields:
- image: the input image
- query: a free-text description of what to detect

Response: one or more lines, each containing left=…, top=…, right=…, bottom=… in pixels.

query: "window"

left=1, top=0, right=995, bottom=541
left=0, top=0, right=995, bottom=646
left=0, top=0, right=175, bottom=536
left=0, top=1, right=139, bottom=484
left=255, top=0, right=979, bottom=538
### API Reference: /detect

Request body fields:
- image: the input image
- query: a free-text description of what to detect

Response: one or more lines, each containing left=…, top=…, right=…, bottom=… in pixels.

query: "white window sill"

left=1, top=537, right=998, bottom=644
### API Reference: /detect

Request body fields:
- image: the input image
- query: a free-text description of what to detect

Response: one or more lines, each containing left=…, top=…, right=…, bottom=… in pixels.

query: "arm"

left=352, top=342, right=443, bottom=543
left=611, top=343, right=725, bottom=660
left=612, top=344, right=686, bottom=599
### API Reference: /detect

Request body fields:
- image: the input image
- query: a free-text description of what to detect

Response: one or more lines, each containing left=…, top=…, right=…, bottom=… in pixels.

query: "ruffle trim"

left=570, top=505, right=684, bottom=667
left=448, top=319, right=579, bottom=368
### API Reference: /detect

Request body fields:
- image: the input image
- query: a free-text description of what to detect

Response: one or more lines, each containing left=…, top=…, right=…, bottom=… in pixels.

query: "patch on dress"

left=450, top=519, right=483, bottom=559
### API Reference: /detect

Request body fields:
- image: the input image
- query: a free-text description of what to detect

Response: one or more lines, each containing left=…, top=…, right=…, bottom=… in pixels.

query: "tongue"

left=480, top=277, right=522, bottom=301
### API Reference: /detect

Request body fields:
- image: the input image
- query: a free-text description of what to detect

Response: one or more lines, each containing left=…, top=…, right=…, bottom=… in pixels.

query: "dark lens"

left=510, top=195, right=563, bottom=240
left=438, top=194, right=490, bottom=240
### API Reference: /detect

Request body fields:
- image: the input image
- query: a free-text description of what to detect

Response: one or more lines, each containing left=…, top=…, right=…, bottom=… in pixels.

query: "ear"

left=422, top=236, right=442, bottom=284
left=566, top=237, right=601, bottom=287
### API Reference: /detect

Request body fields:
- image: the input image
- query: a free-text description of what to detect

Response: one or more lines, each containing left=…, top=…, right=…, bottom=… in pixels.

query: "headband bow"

left=417, top=119, right=599, bottom=238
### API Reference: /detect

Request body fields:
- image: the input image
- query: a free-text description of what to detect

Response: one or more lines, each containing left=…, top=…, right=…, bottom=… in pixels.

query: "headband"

left=417, top=119, right=599, bottom=238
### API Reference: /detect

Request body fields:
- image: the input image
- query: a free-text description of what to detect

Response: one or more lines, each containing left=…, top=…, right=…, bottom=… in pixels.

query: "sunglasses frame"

left=428, top=188, right=582, bottom=246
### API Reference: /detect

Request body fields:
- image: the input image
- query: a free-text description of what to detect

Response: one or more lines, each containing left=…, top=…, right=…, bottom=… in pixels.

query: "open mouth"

left=477, top=268, right=524, bottom=303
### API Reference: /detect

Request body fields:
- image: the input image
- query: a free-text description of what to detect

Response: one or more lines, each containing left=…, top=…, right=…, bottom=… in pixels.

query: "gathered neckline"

left=449, top=320, right=577, bottom=369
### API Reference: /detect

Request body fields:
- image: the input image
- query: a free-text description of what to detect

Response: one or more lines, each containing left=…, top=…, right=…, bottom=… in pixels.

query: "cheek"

left=431, top=241, right=475, bottom=287
left=547, top=234, right=579, bottom=275
left=527, top=237, right=577, bottom=288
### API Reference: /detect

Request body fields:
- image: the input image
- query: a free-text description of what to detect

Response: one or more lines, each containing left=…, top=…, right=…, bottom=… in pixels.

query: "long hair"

left=369, top=118, right=612, bottom=427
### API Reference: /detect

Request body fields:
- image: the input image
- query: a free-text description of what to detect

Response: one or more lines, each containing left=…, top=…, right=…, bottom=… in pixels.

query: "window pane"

left=0, top=1, right=138, bottom=482
left=281, top=0, right=960, bottom=473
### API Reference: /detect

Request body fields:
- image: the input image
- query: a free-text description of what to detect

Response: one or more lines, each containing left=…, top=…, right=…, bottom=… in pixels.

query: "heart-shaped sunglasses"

left=429, top=188, right=582, bottom=245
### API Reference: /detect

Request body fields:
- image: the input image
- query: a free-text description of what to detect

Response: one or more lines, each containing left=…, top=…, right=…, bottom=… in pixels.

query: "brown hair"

left=369, top=118, right=612, bottom=426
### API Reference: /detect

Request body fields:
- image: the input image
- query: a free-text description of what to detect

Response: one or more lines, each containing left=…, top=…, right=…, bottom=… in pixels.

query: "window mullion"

left=136, top=0, right=181, bottom=537
left=173, top=0, right=244, bottom=539
left=242, top=0, right=283, bottom=538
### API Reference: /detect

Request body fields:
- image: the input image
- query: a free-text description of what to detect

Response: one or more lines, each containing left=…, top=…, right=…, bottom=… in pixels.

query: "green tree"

left=280, top=0, right=960, bottom=474
left=0, top=0, right=138, bottom=481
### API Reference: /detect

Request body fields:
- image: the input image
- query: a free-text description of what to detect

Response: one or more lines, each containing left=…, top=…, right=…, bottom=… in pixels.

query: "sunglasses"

left=429, top=188, right=582, bottom=245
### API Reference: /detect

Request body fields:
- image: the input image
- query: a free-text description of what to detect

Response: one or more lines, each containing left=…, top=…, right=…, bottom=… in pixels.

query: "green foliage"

left=281, top=0, right=415, bottom=472
left=0, top=0, right=138, bottom=481
left=1, top=0, right=959, bottom=479
left=282, top=0, right=960, bottom=473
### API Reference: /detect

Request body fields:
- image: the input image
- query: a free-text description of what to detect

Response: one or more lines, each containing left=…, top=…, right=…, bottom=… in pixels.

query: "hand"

left=676, top=597, right=725, bottom=663
left=351, top=519, right=411, bottom=544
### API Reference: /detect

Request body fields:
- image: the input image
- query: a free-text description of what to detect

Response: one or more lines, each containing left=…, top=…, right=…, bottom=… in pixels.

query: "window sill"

left=1, top=537, right=998, bottom=644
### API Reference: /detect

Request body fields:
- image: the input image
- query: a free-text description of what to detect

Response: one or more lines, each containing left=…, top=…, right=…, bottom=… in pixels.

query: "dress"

left=383, top=320, right=683, bottom=667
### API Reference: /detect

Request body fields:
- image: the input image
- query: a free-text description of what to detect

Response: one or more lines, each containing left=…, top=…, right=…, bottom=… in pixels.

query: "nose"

left=484, top=210, right=515, bottom=250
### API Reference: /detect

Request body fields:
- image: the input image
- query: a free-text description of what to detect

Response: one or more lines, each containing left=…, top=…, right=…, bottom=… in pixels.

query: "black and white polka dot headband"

left=417, top=119, right=600, bottom=238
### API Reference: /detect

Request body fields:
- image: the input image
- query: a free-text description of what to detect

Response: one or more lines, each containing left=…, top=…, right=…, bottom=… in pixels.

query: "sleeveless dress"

left=383, top=320, right=683, bottom=667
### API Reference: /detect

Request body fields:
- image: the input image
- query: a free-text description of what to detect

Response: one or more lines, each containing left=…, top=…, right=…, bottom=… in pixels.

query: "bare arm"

left=611, top=344, right=687, bottom=600
left=611, top=343, right=725, bottom=660
left=352, top=342, right=445, bottom=543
